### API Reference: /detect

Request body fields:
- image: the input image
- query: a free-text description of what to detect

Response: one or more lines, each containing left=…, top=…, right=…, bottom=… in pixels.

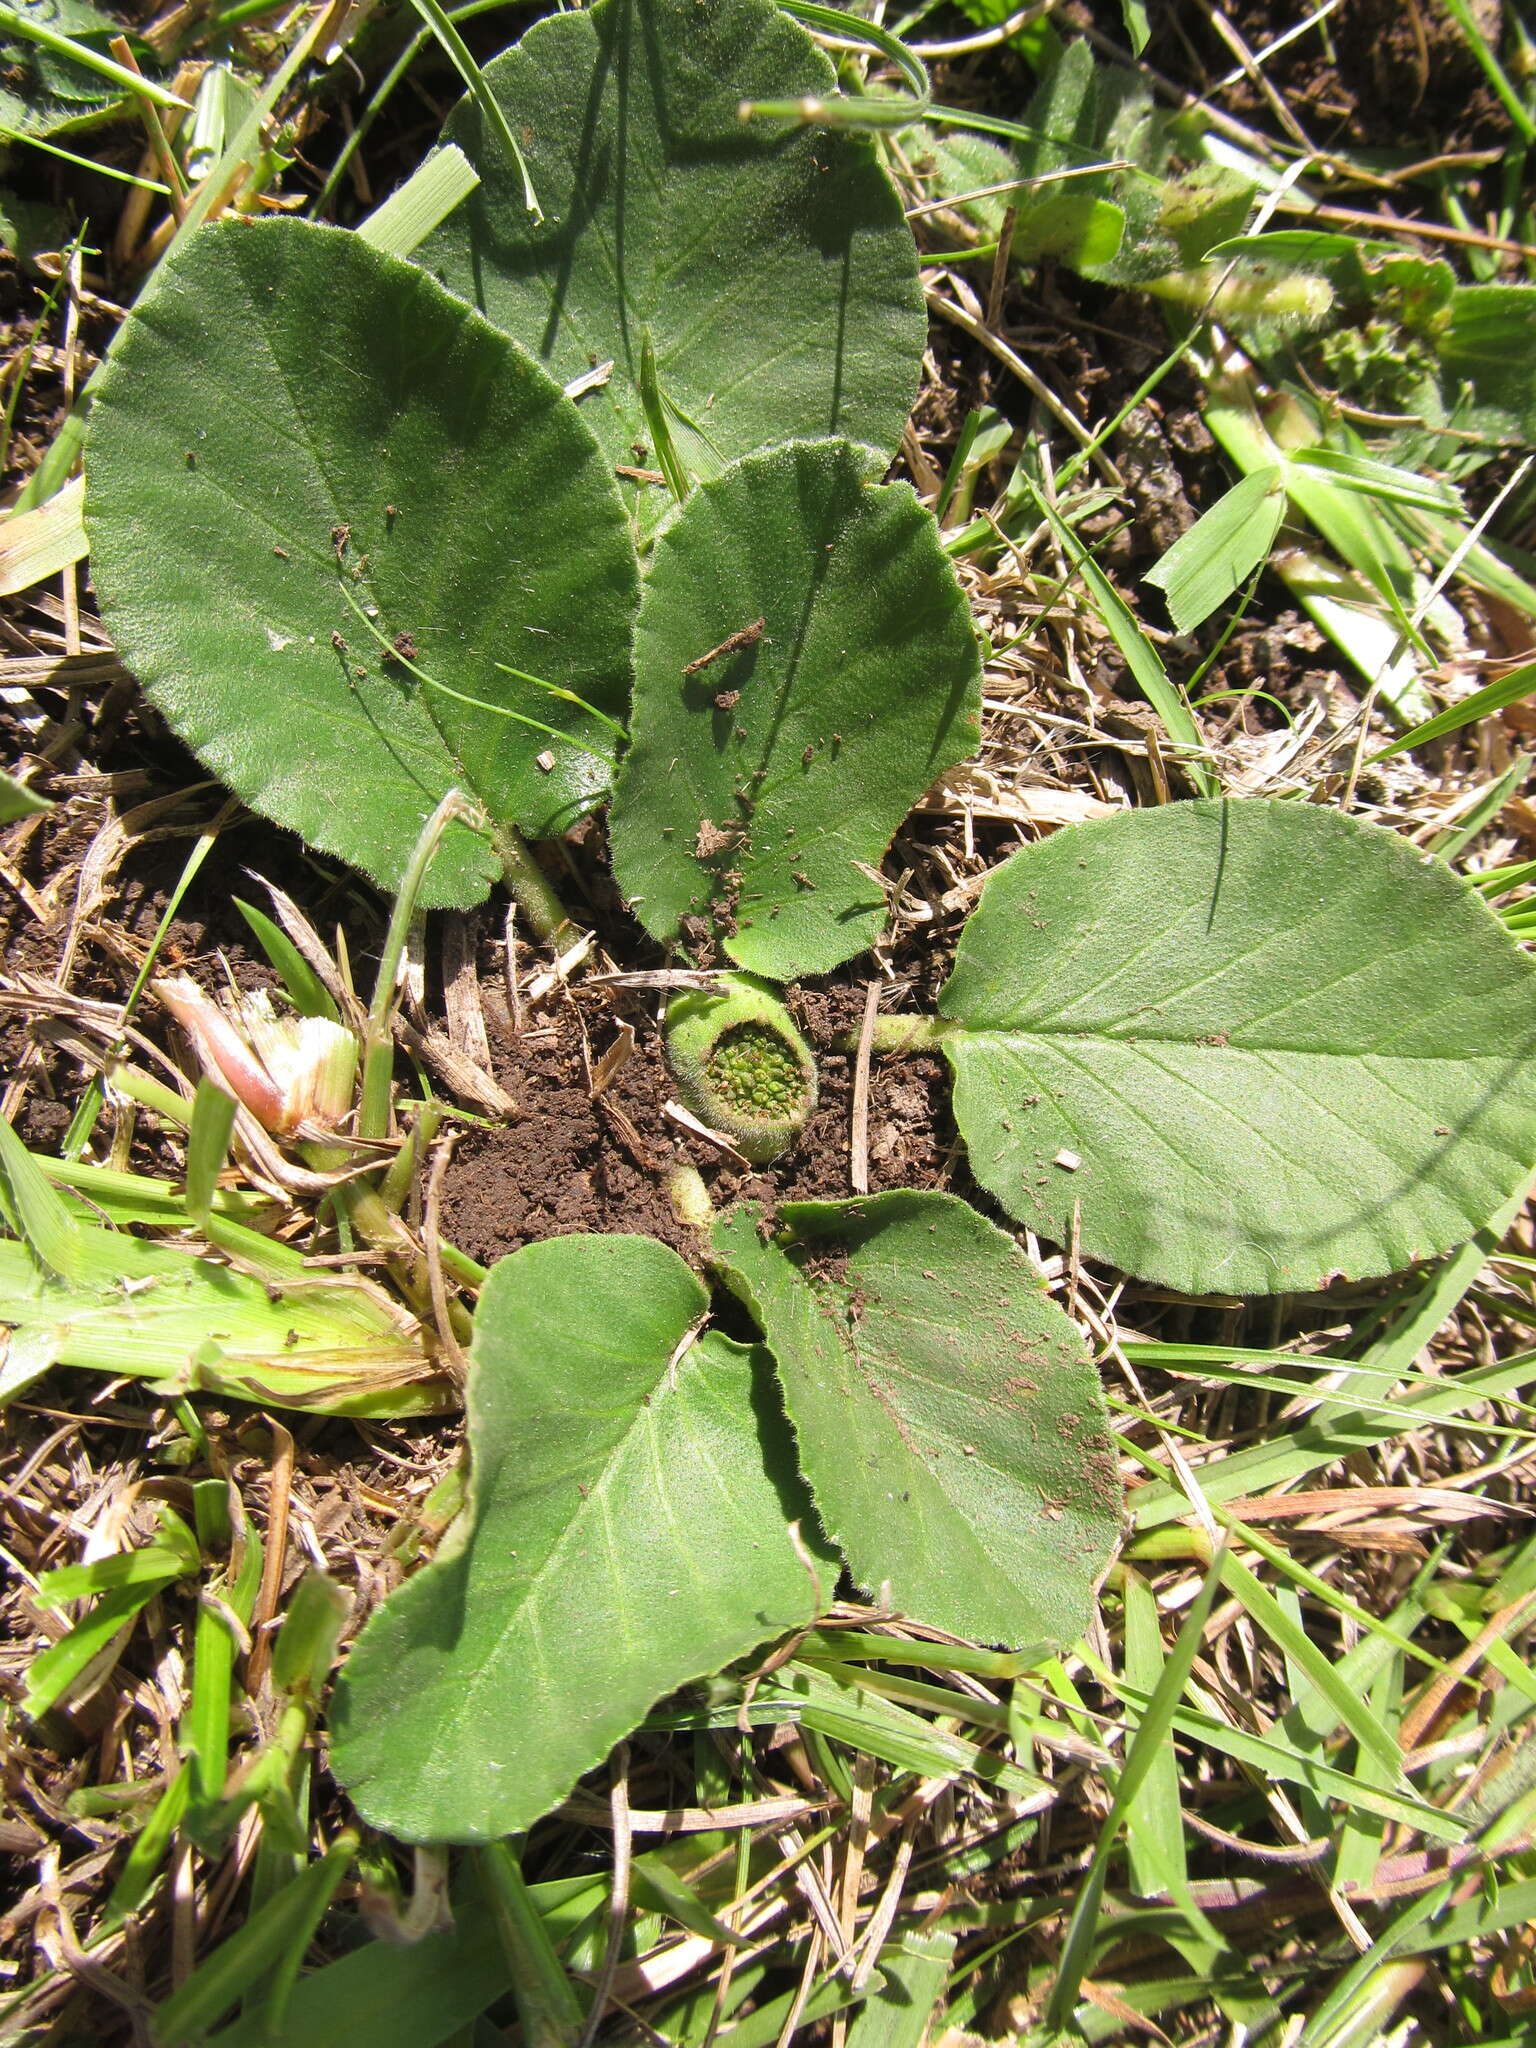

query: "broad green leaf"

left=416, top=0, right=924, bottom=526
left=328, top=1233, right=825, bottom=1843
left=936, top=798, right=1536, bottom=1295
left=1441, top=282, right=1536, bottom=441
left=712, top=1192, right=1121, bottom=1648
left=85, top=216, right=639, bottom=907
left=610, top=440, right=982, bottom=979
left=1143, top=467, right=1285, bottom=633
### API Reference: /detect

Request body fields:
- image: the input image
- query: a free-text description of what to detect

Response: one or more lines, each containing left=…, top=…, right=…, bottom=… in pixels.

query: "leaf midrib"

left=953, top=1024, right=1527, bottom=1064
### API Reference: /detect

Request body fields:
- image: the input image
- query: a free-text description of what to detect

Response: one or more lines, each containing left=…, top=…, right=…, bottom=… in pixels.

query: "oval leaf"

left=328, top=1233, right=822, bottom=1843
left=85, top=217, right=639, bottom=907
left=610, top=440, right=982, bottom=979
left=713, top=1192, right=1122, bottom=1649
left=417, top=0, right=925, bottom=526
left=938, top=798, right=1536, bottom=1294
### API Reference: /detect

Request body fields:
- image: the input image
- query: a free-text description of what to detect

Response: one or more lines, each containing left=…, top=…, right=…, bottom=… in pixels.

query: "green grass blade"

left=232, top=898, right=339, bottom=1021
left=1143, top=467, right=1285, bottom=633
left=0, top=1114, right=83, bottom=1280
left=1044, top=1543, right=1229, bottom=2030
left=1217, top=1548, right=1409, bottom=1781
left=1370, top=657, right=1536, bottom=761
left=357, top=143, right=479, bottom=257
left=103, top=1768, right=193, bottom=1927
left=184, top=1078, right=238, bottom=1230
left=474, top=1843, right=583, bottom=2048
left=403, top=0, right=542, bottom=219
left=1018, top=474, right=1217, bottom=791
left=744, top=0, right=929, bottom=127
left=1120, top=1567, right=1188, bottom=1898
left=153, top=1832, right=359, bottom=2045
left=0, top=2, right=187, bottom=106
left=1439, top=0, right=1536, bottom=141
left=21, top=1583, right=161, bottom=1721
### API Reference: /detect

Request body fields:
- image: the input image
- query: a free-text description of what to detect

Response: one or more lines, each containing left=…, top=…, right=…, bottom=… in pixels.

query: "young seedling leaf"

left=416, top=0, right=924, bottom=526
left=328, top=1233, right=826, bottom=1843
left=609, top=441, right=982, bottom=979
left=1143, top=466, right=1285, bottom=633
left=934, top=798, right=1536, bottom=1295
left=84, top=216, right=638, bottom=907
left=712, top=1192, right=1122, bottom=1649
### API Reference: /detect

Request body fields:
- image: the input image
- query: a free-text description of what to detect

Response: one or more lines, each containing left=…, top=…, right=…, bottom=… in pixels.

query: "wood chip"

left=850, top=980, right=880, bottom=1196
left=663, top=1098, right=750, bottom=1167
left=588, top=1020, right=635, bottom=1100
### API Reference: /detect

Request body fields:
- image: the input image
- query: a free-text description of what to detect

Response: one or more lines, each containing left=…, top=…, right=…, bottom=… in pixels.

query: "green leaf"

left=1370, top=658, right=1536, bottom=762
left=712, top=1192, right=1121, bottom=1649
left=416, top=0, right=924, bottom=525
left=85, top=216, right=639, bottom=908
left=0, top=766, right=49, bottom=821
left=1441, top=282, right=1536, bottom=440
left=153, top=1833, right=358, bottom=2046
left=1018, top=474, right=1215, bottom=792
left=0, top=1213, right=452, bottom=1416
left=1143, top=467, right=1285, bottom=633
left=610, top=440, right=981, bottom=979
left=328, top=1233, right=826, bottom=1843
left=936, top=798, right=1536, bottom=1295
left=0, top=1112, right=83, bottom=1280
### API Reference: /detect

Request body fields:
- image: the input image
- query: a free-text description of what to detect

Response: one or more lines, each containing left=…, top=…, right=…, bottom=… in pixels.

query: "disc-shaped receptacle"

left=665, top=975, right=817, bottom=1165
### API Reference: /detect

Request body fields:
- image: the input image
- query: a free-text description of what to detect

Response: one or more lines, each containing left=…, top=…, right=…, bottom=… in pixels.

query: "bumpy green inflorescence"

left=664, top=972, right=818, bottom=1165
left=707, top=1022, right=806, bottom=1120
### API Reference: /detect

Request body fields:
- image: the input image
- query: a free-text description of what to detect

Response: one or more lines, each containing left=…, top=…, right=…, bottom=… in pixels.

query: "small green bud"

left=665, top=973, right=817, bottom=1164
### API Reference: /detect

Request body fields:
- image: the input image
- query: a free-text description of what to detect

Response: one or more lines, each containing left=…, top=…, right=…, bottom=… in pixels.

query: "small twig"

left=682, top=617, right=766, bottom=677
left=850, top=980, right=880, bottom=1195
left=424, top=1130, right=472, bottom=1379
left=242, top=1417, right=294, bottom=1698
left=110, top=34, right=189, bottom=218
left=1283, top=198, right=1536, bottom=263
left=577, top=1742, right=633, bottom=2048
left=985, top=203, right=1017, bottom=331
left=908, top=0, right=1053, bottom=55
left=1181, top=1807, right=1331, bottom=1865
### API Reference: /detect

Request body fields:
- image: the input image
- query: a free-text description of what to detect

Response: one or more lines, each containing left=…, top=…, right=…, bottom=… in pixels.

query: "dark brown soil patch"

left=438, top=972, right=959, bottom=1270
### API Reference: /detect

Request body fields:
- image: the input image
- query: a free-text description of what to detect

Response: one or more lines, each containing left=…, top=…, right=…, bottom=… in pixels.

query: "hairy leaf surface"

left=938, top=799, right=1536, bottom=1294
left=610, top=441, right=981, bottom=979
left=86, top=217, right=638, bottom=906
left=417, top=0, right=924, bottom=527
left=328, top=1234, right=822, bottom=1842
left=713, top=1192, right=1121, bottom=1649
